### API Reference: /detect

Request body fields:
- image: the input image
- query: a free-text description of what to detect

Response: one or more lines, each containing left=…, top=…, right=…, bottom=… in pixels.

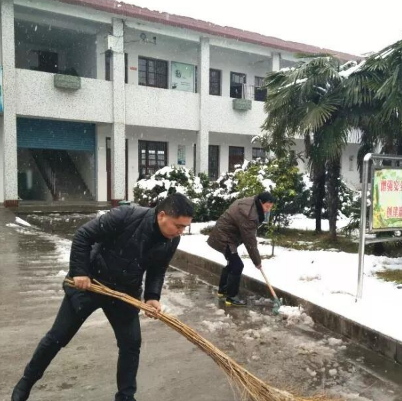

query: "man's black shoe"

left=225, top=296, right=246, bottom=307
left=11, top=377, right=34, bottom=401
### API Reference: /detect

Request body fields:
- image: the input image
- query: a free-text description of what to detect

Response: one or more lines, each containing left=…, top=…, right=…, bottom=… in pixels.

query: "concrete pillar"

left=110, top=18, right=126, bottom=205
left=96, top=31, right=107, bottom=80
left=272, top=52, right=281, bottom=71
left=197, top=37, right=209, bottom=175
left=1, top=0, right=18, bottom=207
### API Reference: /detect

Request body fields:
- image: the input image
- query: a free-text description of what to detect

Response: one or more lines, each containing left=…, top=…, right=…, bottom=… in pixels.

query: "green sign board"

left=372, top=168, right=402, bottom=230
left=171, top=62, right=195, bottom=92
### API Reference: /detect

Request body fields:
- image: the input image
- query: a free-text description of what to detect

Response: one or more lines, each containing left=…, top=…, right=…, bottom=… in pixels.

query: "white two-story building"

left=0, top=0, right=360, bottom=206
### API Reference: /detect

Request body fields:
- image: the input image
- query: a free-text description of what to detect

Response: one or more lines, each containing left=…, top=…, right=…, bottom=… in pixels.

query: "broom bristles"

left=64, top=278, right=338, bottom=401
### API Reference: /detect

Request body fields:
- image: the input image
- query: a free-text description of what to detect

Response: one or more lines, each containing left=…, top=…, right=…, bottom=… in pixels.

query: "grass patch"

left=200, top=226, right=214, bottom=235
left=376, top=269, right=402, bottom=284
left=265, top=228, right=359, bottom=253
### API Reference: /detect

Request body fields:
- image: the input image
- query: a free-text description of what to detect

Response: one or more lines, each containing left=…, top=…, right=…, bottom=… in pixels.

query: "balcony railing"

left=237, top=84, right=266, bottom=101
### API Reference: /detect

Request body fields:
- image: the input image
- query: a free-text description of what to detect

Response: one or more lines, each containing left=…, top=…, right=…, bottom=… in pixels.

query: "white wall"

left=126, top=77, right=266, bottom=136
left=0, top=20, right=3, bottom=64
left=125, top=85, right=199, bottom=130
left=281, top=51, right=298, bottom=63
left=293, top=139, right=308, bottom=174
left=341, top=143, right=361, bottom=189
left=208, top=96, right=266, bottom=136
left=16, top=69, right=113, bottom=123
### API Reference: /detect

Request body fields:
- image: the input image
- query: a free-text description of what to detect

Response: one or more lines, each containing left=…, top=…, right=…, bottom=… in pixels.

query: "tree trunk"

left=327, top=157, right=341, bottom=240
left=312, top=163, right=326, bottom=233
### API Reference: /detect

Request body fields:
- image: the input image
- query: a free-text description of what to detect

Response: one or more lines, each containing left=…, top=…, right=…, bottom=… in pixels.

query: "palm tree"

left=262, top=54, right=352, bottom=239
left=345, top=39, right=402, bottom=168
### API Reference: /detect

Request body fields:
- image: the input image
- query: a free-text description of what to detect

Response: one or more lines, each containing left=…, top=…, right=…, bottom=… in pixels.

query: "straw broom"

left=64, top=278, right=336, bottom=401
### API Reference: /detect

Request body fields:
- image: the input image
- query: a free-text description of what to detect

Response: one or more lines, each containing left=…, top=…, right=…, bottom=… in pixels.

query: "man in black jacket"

left=11, top=193, right=194, bottom=401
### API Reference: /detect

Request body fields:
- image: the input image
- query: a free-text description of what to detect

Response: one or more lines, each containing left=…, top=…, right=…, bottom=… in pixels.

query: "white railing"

left=42, top=165, right=57, bottom=198
left=237, top=84, right=266, bottom=101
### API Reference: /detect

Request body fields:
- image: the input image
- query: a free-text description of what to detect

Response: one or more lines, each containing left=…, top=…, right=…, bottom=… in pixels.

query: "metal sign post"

left=357, top=153, right=402, bottom=300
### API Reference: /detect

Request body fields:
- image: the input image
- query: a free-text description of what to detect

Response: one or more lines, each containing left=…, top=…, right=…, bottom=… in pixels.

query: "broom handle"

left=260, top=268, right=279, bottom=301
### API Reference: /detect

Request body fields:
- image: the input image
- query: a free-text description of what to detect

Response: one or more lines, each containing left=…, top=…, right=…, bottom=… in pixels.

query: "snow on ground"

left=278, top=305, right=314, bottom=327
left=288, top=214, right=350, bottom=231
left=160, top=289, right=195, bottom=316
left=7, top=217, right=72, bottom=264
left=185, top=214, right=350, bottom=235
left=186, top=221, right=215, bottom=235
left=179, top=227, right=402, bottom=343
left=8, top=213, right=402, bottom=343
left=15, top=217, right=31, bottom=227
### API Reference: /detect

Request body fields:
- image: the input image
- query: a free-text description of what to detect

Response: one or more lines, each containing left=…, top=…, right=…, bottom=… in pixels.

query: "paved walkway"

left=1, top=208, right=402, bottom=401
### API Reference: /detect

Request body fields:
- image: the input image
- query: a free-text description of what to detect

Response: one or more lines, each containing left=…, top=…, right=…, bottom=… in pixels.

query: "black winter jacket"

left=69, top=205, right=180, bottom=301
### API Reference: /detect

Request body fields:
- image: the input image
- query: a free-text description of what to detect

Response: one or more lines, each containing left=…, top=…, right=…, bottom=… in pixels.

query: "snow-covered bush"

left=205, top=171, right=239, bottom=221
left=133, top=166, right=205, bottom=207
left=133, top=157, right=310, bottom=223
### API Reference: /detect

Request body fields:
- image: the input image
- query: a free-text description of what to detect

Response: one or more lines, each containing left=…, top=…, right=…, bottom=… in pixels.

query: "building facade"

left=0, top=0, right=360, bottom=206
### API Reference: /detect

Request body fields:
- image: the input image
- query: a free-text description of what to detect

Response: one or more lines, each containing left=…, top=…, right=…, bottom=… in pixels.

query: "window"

left=210, top=69, right=221, bottom=96
left=254, top=77, right=267, bottom=102
left=349, top=155, right=355, bottom=171
left=252, top=147, right=266, bottom=160
left=171, top=62, right=195, bottom=92
left=230, top=72, right=246, bottom=99
left=139, top=140, right=168, bottom=178
left=177, top=144, right=186, bottom=165
left=193, top=144, right=196, bottom=173
left=209, top=145, right=220, bottom=181
left=229, top=146, right=244, bottom=172
left=125, top=53, right=128, bottom=84
left=139, top=57, right=168, bottom=89
left=195, top=66, right=198, bottom=93
left=105, top=50, right=112, bottom=81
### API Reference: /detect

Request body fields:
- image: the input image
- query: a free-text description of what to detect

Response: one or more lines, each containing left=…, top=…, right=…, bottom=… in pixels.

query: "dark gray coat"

left=207, top=197, right=262, bottom=266
left=69, top=205, right=179, bottom=301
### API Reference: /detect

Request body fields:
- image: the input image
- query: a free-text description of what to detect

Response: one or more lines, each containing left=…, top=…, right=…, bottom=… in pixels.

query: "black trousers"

left=218, top=246, right=244, bottom=297
left=22, top=289, right=141, bottom=401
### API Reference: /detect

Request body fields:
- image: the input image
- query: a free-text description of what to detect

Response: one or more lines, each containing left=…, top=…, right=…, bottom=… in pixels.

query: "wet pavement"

left=1, top=210, right=402, bottom=401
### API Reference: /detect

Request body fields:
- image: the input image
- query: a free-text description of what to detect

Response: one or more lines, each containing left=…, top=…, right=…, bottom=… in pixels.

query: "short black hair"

left=258, top=191, right=276, bottom=204
left=156, top=193, right=194, bottom=218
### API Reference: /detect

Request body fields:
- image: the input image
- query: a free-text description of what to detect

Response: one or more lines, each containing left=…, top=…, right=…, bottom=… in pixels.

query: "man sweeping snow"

left=11, top=193, right=193, bottom=401
left=207, top=192, right=275, bottom=306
